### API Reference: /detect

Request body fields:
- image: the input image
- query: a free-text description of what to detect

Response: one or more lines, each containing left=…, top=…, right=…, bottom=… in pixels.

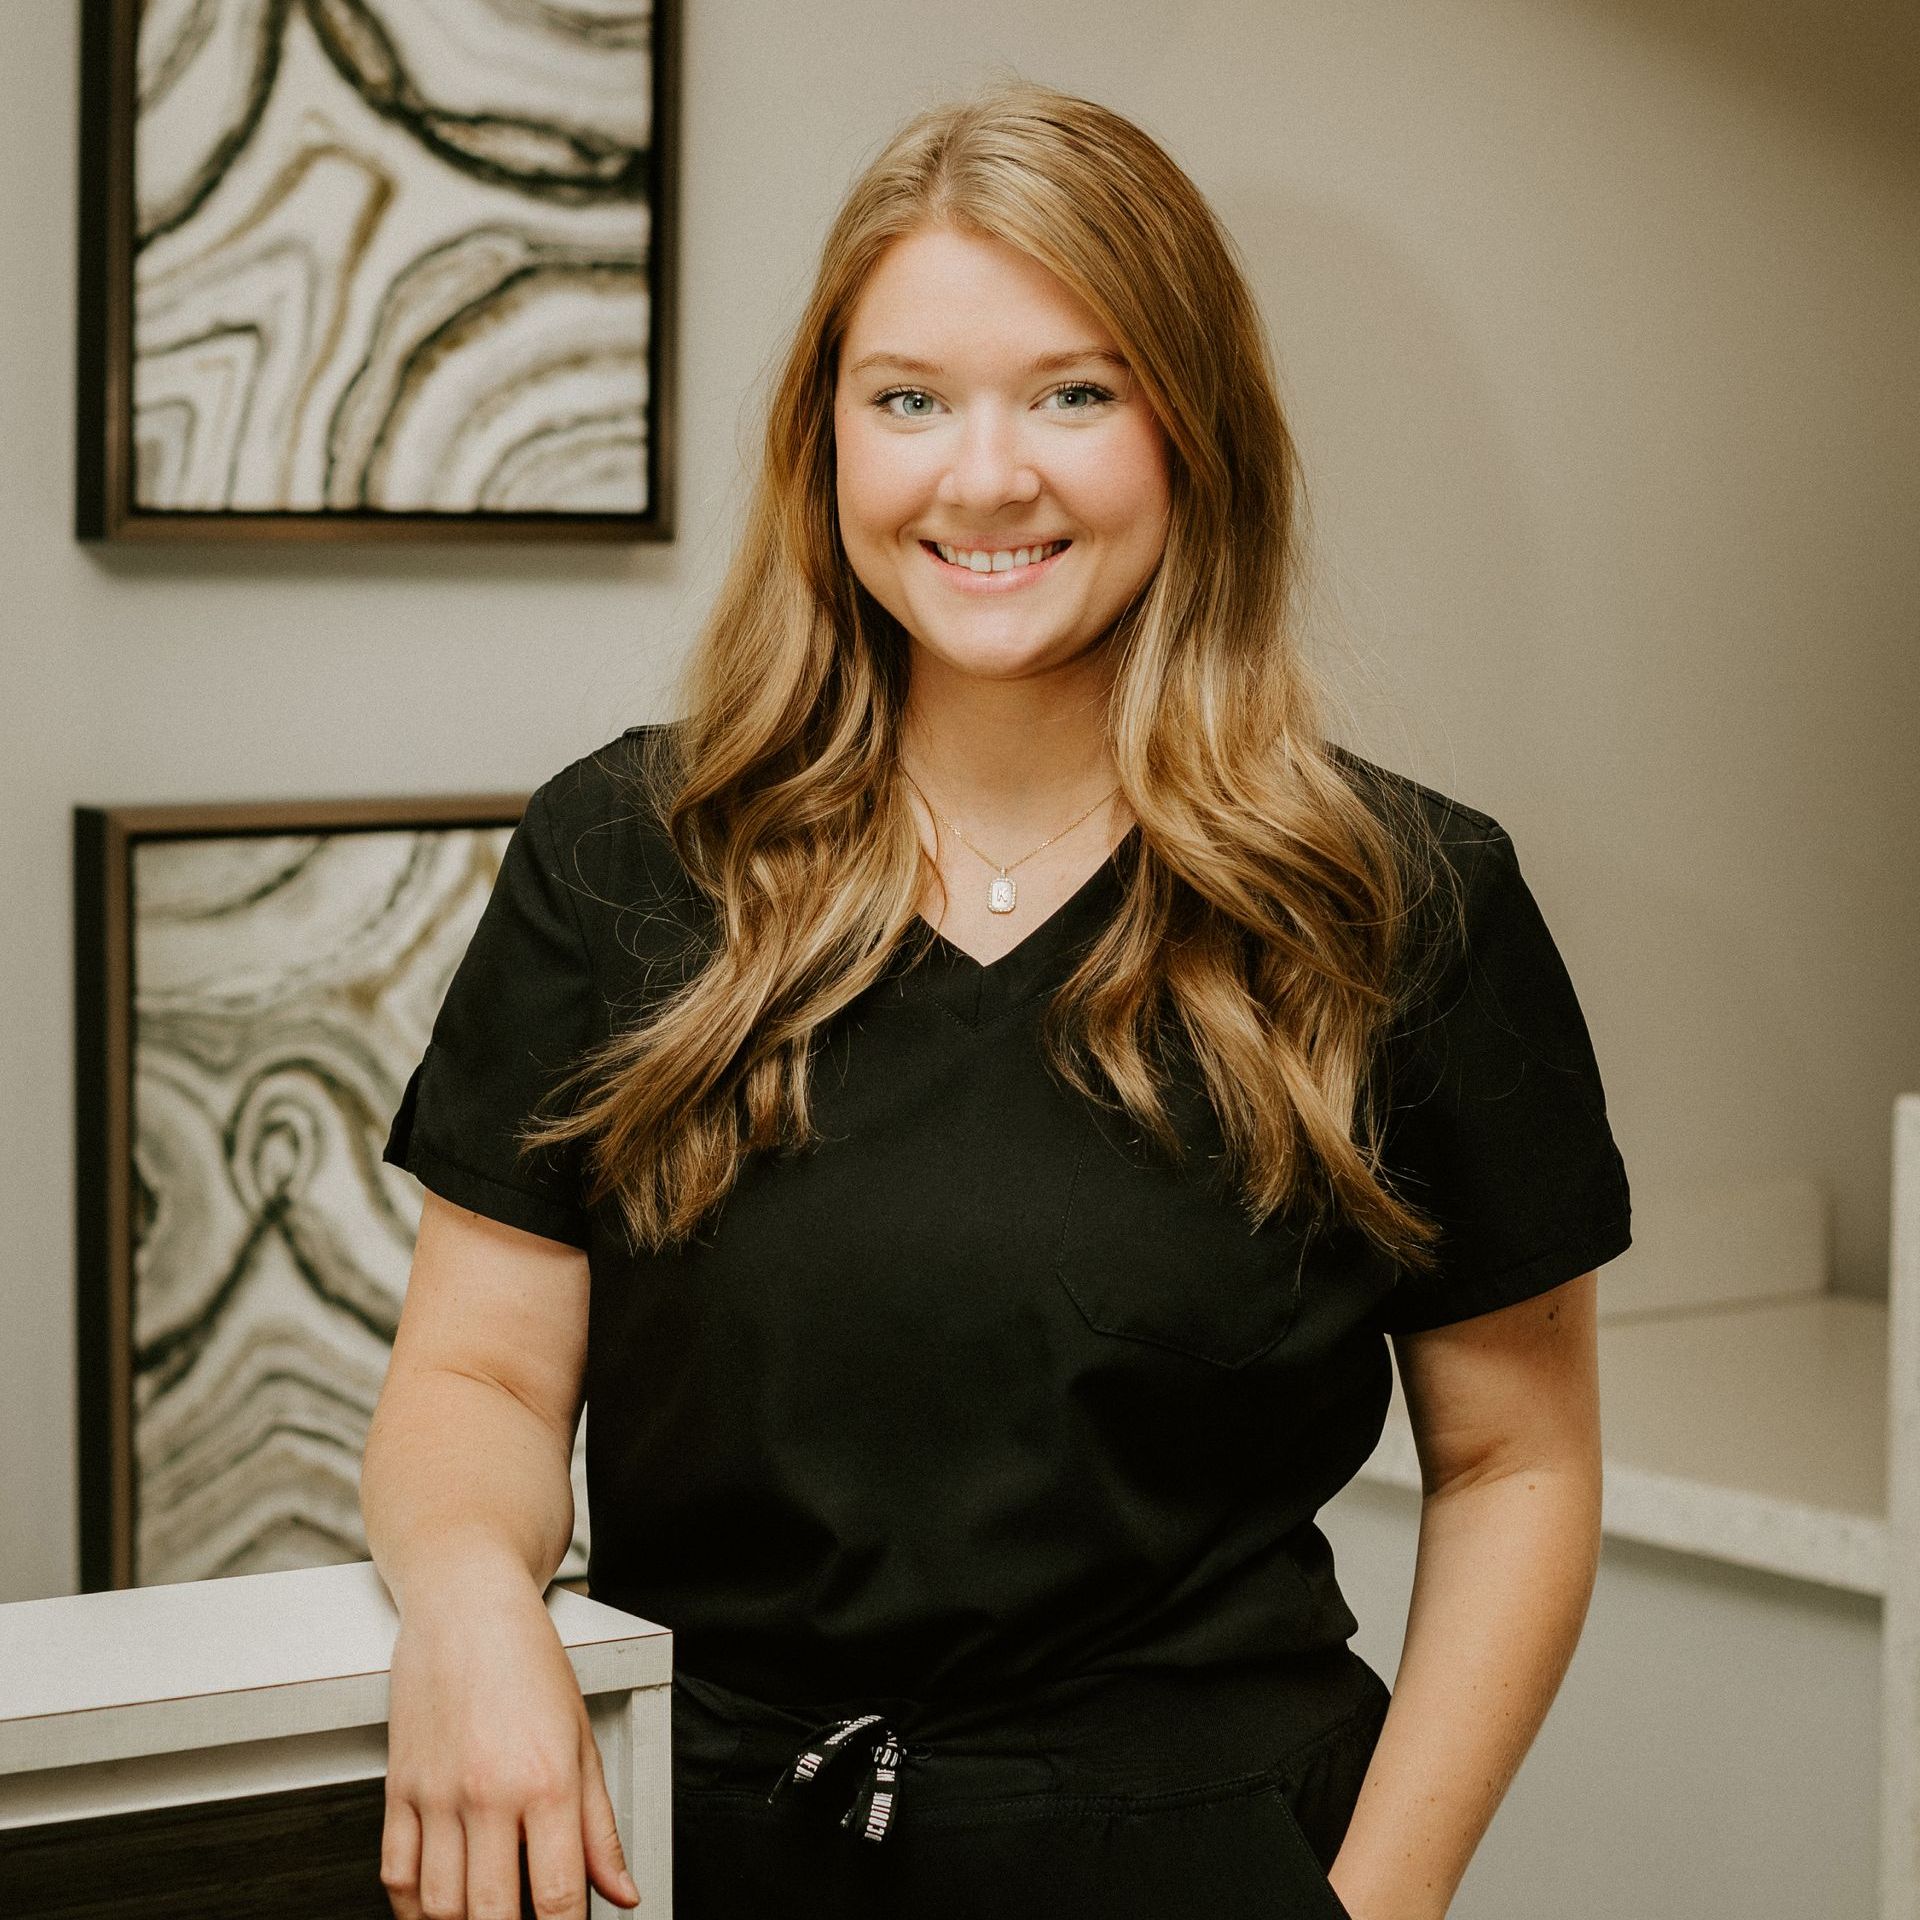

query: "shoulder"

left=1323, top=740, right=1506, bottom=853
left=1323, top=741, right=1527, bottom=906
left=1323, top=745, right=1523, bottom=1032
left=526, top=722, right=709, bottom=953
left=535, top=722, right=676, bottom=837
left=528, top=722, right=683, bottom=863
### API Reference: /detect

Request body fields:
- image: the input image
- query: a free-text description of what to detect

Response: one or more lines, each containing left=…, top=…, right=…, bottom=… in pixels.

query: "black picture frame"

left=73, top=792, right=593, bottom=1594
left=78, top=0, right=679, bottom=545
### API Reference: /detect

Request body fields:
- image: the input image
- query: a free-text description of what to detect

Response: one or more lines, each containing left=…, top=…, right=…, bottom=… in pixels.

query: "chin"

left=917, top=628, right=1086, bottom=681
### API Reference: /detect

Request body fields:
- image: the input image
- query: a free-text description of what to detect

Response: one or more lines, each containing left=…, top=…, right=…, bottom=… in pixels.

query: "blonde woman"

left=363, top=79, right=1631, bottom=1920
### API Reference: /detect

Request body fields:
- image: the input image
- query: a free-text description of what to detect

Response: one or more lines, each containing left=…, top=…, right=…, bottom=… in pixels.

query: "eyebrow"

left=844, top=347, right=1130, bottom=379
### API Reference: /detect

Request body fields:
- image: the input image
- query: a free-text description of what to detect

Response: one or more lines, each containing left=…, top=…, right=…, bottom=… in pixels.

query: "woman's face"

left=833, top=223, right=1172, bottom=685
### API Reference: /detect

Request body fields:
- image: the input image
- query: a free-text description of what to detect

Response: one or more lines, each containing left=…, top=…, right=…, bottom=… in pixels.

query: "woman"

left=362, top=80, right=1631, bottom=1920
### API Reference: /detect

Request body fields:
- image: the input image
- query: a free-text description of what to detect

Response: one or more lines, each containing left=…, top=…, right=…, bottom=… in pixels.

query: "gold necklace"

left=902, top=767, right=1123, bottom=915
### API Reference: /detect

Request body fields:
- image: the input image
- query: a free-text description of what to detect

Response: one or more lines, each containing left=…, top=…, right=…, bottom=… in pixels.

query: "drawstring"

left=766, top=1710, right=917, bottom=1842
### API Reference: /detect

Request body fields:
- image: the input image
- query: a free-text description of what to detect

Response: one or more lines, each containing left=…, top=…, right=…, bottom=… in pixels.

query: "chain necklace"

left=901, top=766, right=1123, bottom=916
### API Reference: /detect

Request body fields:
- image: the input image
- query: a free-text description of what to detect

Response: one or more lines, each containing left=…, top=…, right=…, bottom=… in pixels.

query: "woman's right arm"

left=361, top=1189, right=641, bottom=1919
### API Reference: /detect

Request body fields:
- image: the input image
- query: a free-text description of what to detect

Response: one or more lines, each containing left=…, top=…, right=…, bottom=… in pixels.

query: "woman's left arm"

left=1327, top=1269, right=1604, bottom=1920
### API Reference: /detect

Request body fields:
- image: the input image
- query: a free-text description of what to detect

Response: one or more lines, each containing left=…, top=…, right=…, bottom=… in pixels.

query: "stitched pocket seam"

left=1050, top=1110, right=1306, bottom=1370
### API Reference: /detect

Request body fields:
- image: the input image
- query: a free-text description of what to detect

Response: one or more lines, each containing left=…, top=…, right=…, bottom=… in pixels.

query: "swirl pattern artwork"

left=75, top=799, right=593, bottom=1590
left=77, top=0, right=677, bottom=538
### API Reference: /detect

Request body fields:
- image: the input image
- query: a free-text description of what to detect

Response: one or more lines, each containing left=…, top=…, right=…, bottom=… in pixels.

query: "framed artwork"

left=74, top=793, right=593, bottom=1593
left=75, top=0, right=680, bottom=544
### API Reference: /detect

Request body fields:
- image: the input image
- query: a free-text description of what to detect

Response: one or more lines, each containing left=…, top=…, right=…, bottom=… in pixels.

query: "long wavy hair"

left=522, top=78, right=1464, bottom=1273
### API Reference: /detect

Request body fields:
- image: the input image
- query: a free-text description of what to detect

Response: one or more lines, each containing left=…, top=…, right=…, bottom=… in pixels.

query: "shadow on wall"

left=1583, top=0, right=1920, bottom=172
left=1217, top=178, right=1552, bottom=788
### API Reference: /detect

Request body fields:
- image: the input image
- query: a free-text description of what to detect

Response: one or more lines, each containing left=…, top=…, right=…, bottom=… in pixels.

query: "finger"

left=378, top=1795, right=425, bottom=1920
left=462, top=1802, right=526, bottom=1920
left=415, top=1802, right=467, bottom=1920
left=524, top=1787, right=592, bottom=1918
left=577, top=1736, right=640, bottom=1909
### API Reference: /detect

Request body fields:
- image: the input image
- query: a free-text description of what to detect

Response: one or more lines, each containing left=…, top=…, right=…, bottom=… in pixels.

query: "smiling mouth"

left=920, top=538, right=1072, bottom=579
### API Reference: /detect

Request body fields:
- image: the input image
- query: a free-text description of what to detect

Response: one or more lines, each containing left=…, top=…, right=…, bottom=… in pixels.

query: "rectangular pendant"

left=988, top=875, right=1016, bottom=914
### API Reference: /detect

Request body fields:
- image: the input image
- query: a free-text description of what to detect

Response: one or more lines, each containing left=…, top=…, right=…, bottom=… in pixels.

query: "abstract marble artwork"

left=77, top=0, right=677, bottom=539
left=75, top=801, right=593, bottom=1588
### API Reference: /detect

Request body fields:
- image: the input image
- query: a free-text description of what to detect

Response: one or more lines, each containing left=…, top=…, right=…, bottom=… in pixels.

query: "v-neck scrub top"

left=381, top=724, right=1632, bottom=1900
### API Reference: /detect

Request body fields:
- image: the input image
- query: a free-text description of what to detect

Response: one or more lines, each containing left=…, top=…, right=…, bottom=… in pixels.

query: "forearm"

left=360, top=1365, right=578, bottom=1617
left=1327, top=1461, right=1603, bottom=1920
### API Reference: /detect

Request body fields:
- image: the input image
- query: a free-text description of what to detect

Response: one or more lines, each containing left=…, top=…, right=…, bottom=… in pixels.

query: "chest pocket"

left=1051, top=1089, right=1310, bottom=1370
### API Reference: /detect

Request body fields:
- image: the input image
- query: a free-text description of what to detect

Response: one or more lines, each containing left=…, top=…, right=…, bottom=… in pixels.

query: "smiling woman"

left=368, top=74, right=1632, bottom=1920
left=833, top=225, right=1169, bottom=694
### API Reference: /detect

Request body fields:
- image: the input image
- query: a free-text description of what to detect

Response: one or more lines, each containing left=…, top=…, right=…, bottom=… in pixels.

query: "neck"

left=899, top=646, right=1125, bottom=845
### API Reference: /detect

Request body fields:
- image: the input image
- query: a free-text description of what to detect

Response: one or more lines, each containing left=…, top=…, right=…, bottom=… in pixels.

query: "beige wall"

left=2, top=2, right=1913, bottom=1905
left=1326, top=1477, right=1882, bottom=1917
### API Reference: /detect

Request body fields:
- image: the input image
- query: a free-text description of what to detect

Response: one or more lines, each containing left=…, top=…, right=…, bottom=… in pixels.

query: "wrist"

left=380, top=1532, right=548, bottom=1618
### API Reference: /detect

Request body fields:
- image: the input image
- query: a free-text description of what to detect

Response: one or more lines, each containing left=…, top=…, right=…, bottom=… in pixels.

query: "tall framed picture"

left=75, top=0, right=680, bottom=544
left=73, top=793, right=593, bottom=1593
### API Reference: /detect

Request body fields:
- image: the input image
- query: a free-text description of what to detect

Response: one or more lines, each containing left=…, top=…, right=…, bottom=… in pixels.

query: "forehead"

left=839, top=223, right=1119, bottom=368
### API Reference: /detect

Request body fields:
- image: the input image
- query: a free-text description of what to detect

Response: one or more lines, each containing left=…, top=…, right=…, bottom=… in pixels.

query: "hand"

left=380, top=1565, right=640, bottom=1918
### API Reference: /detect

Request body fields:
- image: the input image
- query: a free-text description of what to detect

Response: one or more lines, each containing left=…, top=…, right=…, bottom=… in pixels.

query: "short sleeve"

left=382, top=780, right=596, bottom=1248
left=1374, top=820, right=1632, bottom=1333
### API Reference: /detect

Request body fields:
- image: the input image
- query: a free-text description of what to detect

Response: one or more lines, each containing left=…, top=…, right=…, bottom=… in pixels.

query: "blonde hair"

left=524, top=78, right=1462, bottom=1275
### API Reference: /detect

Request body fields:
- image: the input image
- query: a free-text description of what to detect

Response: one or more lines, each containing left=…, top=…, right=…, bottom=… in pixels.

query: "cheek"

left=1071, top=421, right=1171, bottom=543
left=836, top=416, right=923, bottom=543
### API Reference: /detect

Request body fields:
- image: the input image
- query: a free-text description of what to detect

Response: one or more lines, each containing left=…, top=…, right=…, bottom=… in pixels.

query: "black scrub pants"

left=669, top=1649, right=1388, bottom=1919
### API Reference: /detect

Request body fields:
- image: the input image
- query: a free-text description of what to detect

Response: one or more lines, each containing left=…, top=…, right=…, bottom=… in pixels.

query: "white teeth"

left=933, top=539, right=1066, bottom=572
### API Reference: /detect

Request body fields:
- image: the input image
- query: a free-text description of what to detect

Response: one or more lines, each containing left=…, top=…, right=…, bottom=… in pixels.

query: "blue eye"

left=1049, top=381, right=1116, bottom=411
left=873, top=387, right=939, bottom=419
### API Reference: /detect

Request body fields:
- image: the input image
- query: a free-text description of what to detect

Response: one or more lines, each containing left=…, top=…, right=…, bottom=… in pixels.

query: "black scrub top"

left=382, top=724, right=1631, bottom=1711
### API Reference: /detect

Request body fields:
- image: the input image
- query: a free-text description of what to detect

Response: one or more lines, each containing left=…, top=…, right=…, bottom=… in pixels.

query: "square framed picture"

left=75, top=0, right=680, bottom=543
left=73, top=793, right=593, bottom=1592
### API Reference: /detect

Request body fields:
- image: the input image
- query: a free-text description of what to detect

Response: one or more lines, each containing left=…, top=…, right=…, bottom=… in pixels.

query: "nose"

left=935, top=403, right=1041, bottom=516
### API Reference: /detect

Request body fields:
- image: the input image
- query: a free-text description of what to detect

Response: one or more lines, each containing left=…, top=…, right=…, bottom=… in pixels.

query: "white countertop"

left=1362, top=1292, right=1888, bottom=1595
left=0, top=1559, right=671, bottom=1778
